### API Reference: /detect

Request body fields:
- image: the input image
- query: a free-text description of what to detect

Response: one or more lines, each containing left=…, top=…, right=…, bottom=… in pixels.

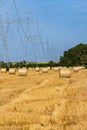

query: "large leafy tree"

left=59, top=43, right=87, bottom=67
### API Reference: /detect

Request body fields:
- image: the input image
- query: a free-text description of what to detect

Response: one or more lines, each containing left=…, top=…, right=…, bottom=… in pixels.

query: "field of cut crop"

left=0, top=68, right=87, bottom=130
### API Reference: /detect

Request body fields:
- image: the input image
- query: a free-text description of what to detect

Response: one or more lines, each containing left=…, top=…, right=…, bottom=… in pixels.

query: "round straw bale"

left=47, top=67, right=50, bottom=70
left=59, top=68, right=71, bottom=78
left=42, top=68, right=48, bottom=73
left=18, top=68, right=27, bottom=76
left=0, top=68, right=7, bottom=73
left=68, top=67, right=73, bottom=74
left=77, top=66, right=85, bottom=70
left=35, top=67, right=40, bottom=72
left=28, top=68, right=33, bottom=70
left=22, top=67, right=27, bottom=69
left=9, top=68, right=16, bottom=74
left=53, top=67, right=59, bottom=71
left=52, top=66, right=62, bottom=69
left=73, top=67, right=79, bottom=72
left=62, top=67, right=67, bottom=69
left=82, top=66, right=85, bottom=69
left=40, top=67, right=43, bottom=70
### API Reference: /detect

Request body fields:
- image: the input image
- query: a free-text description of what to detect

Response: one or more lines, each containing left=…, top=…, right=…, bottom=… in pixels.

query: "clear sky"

left=0, top=0, right=87, bottom=62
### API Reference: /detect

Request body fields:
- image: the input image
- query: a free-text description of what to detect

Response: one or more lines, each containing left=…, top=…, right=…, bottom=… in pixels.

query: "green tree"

left=59, top=43, right=87, bottom=67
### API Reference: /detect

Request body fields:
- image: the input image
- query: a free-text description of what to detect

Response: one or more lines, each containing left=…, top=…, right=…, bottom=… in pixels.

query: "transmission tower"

left=0, top=15, right=10, bottom=67
left=0, top=10, right=46, bottom=63
left=0, top=13, right=32, bottom=63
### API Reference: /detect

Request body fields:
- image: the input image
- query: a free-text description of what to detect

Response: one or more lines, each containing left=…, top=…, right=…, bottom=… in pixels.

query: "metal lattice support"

left=0, top=15, right=10, bottom=67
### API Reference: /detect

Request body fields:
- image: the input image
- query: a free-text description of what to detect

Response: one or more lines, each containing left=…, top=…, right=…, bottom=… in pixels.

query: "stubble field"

left=0, top=68, right=87, bottom=130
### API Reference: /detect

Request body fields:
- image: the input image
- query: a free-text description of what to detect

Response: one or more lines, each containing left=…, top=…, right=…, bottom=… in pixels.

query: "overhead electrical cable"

left=37, top=21, right=47, bottom=61
left=13, top=0, right=29, bottom=41
left=13, top=0, right=37, bottom=62
left=26, top=18, right=37, bottom=62
left=17, top=22, right=26, bottom=60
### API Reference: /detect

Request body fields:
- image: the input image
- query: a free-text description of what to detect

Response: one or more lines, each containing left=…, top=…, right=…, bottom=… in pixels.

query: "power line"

left=13, top=0, right=47, bottom=62
left=17, top=22, right=26, bottom=60
left=37, top=21, right=47, bottom=61
left=26, top=17, right=37, bottom=62
left=13, top=0, right=37, bottom=62
left=5, top=12, right=10, bottom=39
left=0, top=15, right=10, bottom=67
left=13, top=0, right=29, bottom=41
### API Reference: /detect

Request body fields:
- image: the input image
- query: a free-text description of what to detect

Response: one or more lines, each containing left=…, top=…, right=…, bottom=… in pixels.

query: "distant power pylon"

left=0, top=15, right=10, bottom=67
left=0, top=14, right=31, bottom=66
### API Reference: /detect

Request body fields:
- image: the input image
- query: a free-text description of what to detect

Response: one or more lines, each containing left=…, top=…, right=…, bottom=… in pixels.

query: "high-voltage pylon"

left=0, top=15, right=10, bottom=67
left=0, top=14, right=32, bottom=64
left=0, top=10, right=46, bottom=63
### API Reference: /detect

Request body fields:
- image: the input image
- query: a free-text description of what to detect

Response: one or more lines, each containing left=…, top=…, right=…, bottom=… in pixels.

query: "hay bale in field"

left=9, top=68, right=16, bottom=74
left=22, top=67, right=27, bottom=69
left=78, top=66, right=85, bottom=70
left=59, top=68, right=71, bottom=78
left=52, top=66, right=62, bottom=70
left=0, top=68, right=7, bottom=73
left=35, top=67, right=40, bottom=72
left=53, top=67, right=59, bottom=71
left=42, top=68, right=48, bottom=73
left=47, top=67, right=50, bottom=70
left=28, top=68, right=33, bottom=70
left=73, top=66, right=85, bottom=72
left=73, top=67, right=79, bottom=72
left=40, top=67, right=43, bottom=70
left=18, top=68, right=27, bottom=76
left=69, top=67, right=72, bottom=69
left=82, top=66, right=85, bottom=69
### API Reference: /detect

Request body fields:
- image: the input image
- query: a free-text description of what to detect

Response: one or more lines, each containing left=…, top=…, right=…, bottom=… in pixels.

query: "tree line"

left=0, top=43, right=87, bottom=69
left=0, top=61, right=59, bottom=69
left=59, top=43, right=87, bottom=67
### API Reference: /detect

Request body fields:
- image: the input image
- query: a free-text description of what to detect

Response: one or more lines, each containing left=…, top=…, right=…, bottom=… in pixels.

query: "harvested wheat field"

left=0, top=68, right=87, bottom=130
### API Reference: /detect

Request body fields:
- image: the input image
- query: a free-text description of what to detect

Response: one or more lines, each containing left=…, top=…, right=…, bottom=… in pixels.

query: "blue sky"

left=0, top=0, right=87, bottom=62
